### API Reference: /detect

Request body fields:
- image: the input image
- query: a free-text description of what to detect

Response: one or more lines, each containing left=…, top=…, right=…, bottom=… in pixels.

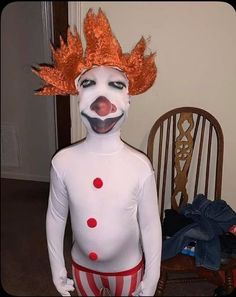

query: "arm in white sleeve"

left=46, top=161, right=74, bottom=296
left=136, top=172, right=162, bottom=296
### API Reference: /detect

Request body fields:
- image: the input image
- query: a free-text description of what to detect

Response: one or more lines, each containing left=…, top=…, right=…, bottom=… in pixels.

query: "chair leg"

left=224, top=270, right=234, bottom=294
left=156, top=271, right=167, bottom=296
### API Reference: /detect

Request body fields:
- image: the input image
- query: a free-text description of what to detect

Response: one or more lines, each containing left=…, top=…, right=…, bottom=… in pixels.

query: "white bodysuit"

left=46, top=66, right=162, bottom=296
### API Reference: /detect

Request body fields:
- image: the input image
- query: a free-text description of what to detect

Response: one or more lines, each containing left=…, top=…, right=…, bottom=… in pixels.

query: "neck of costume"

left=85, top=130, right=124, bottom=154
left=34, top=9, right=162, bottom=297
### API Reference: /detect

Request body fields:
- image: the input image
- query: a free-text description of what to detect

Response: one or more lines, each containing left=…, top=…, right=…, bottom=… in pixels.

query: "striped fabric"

left=72, top=259, right=144, bottom=296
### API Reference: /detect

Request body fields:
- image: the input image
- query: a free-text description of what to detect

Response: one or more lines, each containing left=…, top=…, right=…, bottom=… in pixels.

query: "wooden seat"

left=147, top=106, right=236, bottom=295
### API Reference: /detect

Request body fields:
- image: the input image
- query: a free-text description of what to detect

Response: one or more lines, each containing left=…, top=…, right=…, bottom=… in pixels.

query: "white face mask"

left=75, top=66, right=130, bottom=135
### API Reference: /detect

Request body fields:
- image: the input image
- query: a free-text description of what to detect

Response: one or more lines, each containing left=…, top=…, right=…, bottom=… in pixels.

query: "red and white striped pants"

left=72, top=258, right=144, bottom=296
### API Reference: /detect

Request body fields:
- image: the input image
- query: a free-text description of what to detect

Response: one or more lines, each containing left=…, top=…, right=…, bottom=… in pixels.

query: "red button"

left=93, top=178, right=103, bottom=188
left=87, top=218, right=97, bottom=228
left=89, top=252, right=98, bottom=261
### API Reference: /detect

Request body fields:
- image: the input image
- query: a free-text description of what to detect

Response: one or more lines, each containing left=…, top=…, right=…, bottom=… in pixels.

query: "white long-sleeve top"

left=46, top=132, right=162, bottom=296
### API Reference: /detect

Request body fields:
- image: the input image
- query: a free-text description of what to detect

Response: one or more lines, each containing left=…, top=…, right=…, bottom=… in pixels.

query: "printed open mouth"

left=81, top=112, right=124, bottom=134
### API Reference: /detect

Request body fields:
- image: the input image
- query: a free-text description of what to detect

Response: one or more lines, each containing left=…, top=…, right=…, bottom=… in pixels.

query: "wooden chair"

left=147, top=106, right=236, bottom=296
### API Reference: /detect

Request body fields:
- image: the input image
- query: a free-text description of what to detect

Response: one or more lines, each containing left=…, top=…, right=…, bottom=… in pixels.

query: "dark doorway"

left=52, top=1, right=71, bottom=150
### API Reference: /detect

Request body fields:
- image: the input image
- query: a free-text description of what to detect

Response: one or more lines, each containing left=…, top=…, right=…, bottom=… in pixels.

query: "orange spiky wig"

left=33, top=8, right=157, bottom=96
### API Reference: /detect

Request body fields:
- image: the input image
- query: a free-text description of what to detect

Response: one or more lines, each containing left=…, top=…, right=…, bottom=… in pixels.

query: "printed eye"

left=108, top=81, right=126, bottom=90
left=80, top=79, right=96, bottom=88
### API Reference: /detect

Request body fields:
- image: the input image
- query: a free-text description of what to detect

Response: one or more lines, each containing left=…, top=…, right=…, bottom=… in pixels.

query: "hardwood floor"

left=1, top=178, right=74, bottom=296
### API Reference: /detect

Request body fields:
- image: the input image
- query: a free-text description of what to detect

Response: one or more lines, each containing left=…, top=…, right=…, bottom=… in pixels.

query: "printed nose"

left=90, top=96, right=117, bottom=116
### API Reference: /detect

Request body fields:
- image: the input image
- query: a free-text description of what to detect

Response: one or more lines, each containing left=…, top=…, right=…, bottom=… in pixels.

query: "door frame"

left=52, top=1, right=71, bottom=150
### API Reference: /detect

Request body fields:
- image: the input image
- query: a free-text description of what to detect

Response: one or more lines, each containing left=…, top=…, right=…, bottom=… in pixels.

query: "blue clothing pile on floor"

left=161, top=194, right=236, bottom=270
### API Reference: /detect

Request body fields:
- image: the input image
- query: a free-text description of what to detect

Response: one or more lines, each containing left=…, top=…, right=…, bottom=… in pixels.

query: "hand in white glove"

left=132, top=281, right=156, bottom=296
left=53, top=268, right=75, bottom=296
left=132, top=281, right=144, bottom=296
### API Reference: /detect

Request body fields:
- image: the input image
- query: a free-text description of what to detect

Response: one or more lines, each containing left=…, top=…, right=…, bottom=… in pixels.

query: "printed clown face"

left=75, top=66, right=130, bottom=134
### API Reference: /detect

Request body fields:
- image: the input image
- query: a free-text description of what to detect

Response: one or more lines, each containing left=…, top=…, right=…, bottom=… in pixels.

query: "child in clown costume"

left=33, top=9, right=162, bottom=297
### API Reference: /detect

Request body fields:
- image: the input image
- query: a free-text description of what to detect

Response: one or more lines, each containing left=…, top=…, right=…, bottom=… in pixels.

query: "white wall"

left=1, top=2, right=56, bottom=182
left=78, top=2, right=236, bottom=209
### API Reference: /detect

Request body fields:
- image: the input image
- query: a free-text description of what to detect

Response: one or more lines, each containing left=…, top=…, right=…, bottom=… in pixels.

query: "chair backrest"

left=147, top=107, right=224, bottom=221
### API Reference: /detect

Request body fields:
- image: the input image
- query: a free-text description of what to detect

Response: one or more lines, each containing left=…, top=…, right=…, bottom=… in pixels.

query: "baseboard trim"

left=1, top=171, right=49, bottom=182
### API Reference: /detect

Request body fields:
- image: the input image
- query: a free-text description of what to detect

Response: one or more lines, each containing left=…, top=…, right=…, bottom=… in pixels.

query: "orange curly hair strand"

left=32, top=8, right=157, bottom=96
